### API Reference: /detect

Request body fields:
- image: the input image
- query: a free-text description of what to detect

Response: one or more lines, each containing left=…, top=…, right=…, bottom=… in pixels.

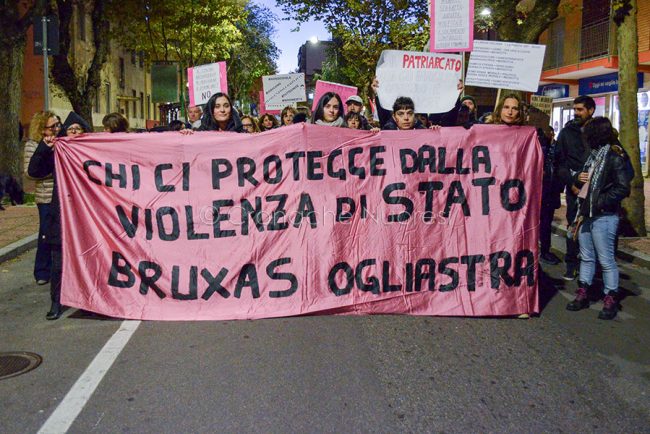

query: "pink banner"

left=55, top=125, right=542, bottom=320
left=311, top=80, right=358, bottom=114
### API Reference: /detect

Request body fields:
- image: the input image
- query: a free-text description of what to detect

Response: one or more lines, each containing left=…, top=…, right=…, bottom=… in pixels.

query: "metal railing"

left=543, top=19, right=616, bottom=70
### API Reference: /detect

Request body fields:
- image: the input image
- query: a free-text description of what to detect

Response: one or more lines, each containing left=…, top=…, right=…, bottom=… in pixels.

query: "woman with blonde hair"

left=488, top=93, right=524, bottom=126
left=280, top=106, right=296, bottom=126
left=23, top=111, right=58, bottom=286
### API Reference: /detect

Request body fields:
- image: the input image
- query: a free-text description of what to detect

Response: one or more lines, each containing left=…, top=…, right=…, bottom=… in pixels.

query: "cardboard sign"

left=187, top=62, right=228, bottom=106
left=263, top=73, right=306, bottom=111
left=430, top=0, right=474, bottom=52
left=375, top=50, right=462, bottom=113
left=259, top=91, right=281, bottom=116
left=466, top=40, right=546, bottom=92
left=56, top=124, right=541, bottom=320
left=530, top=95, right=553, bottom=116
left=311, top=80, right=358, bottom=113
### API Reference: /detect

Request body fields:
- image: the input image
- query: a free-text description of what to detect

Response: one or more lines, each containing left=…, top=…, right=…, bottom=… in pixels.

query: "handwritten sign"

left=187, top=62, right=228, bottom=106
left=376, top=50, right=462, bottom=113
left=530, top=95, right=553, bottom=116
left=263, top=73, right=306, bottom=110
left=430, top=0, right=474, bottom=52
left=465, top=41, right=546, bottom=92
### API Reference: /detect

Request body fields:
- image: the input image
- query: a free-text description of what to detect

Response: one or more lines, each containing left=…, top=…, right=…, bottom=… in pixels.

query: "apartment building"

left=538, top=0, right=650, bottom=168
left=20, top=4, right=158, bottom=131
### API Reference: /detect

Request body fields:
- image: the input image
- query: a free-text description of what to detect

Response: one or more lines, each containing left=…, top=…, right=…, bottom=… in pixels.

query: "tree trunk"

left=0, top=3, right=38, bottom=180
left=51, top=0, right=109, bottom=127
left=617, top=0, right=647, bottom=236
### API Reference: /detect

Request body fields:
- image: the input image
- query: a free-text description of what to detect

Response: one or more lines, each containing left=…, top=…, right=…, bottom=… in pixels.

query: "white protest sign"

left=465, top=40, right=546, bottom=92
left=530, top=95, right=553, bottom=116
left=430, top=0, right=474, bottom=52
left=187, top=61, right=228, bottom=106
left=262, top=73, right=306, bottom=110
left=375, top=50, right=462, bottom=114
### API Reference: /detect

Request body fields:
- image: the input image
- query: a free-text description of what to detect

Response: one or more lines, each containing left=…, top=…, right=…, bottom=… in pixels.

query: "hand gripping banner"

left=56, top=124, right=542, bottom=320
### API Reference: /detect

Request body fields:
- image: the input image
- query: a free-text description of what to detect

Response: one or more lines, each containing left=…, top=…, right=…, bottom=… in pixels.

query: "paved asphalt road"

left=1, top=240, right=649, bottom=433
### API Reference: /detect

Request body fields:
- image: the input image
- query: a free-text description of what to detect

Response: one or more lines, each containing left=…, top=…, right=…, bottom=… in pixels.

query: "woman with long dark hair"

left=311, top=92, right=345, bottom=127
left=197, top=92, right=243, bottom=132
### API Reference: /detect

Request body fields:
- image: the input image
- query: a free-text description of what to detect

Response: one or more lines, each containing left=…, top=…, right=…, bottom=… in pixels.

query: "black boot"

left=46, top=301, right=62, bottom=320
left=566, top=281, right=590, bottom=311
left=598, top=293, right=619, bottom=320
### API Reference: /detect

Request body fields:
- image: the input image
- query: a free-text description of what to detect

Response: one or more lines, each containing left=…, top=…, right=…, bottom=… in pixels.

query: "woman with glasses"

left=241, top=115, right=260, bottom=133
left=28, top=112, right=91, bottom=320
left=23, top=111, right=58, bottom=286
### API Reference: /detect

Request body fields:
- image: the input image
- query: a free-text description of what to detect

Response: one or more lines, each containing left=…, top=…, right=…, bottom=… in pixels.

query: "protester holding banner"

left=280, top=106, right=296, bottom=126
left=566, top=117, right=633, bottom=320
left=459, top=95, right=479, bottom=125
left=23, top=111, right=57, bottom=286
left=259, top=113, right=279, bottom=132
left=488, top=94, right=524, bottom=126
left=311, top=92, right=346, bottom=127
left=28, top=112, right=91, bottom=320
left=344, top=111, right=362, bottom=129
left=187, top=105, right=203, bottom=130
left=197, top=92, right=244, bottom=133
left=382, top=97, right=426, bottom=130
left=102, top=112, right=129, bottom=133
left=345, top=95, right=371, bottom=130
left=241, top=115, right=260, bottom=133
left=539, top=126, right=563, bottom=266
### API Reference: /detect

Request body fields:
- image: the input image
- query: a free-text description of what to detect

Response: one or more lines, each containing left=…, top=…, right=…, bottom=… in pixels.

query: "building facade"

left=538, top=0, right=650, bottom=171
left=21, top=4, right=158, bottom=132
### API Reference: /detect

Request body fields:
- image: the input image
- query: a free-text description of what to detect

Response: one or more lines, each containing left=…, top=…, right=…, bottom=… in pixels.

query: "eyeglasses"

left=242, top=123, right=253, bottom=128
left=67, top=126, right=84, bottom=133
left=45, top=122, right=62, bottom=130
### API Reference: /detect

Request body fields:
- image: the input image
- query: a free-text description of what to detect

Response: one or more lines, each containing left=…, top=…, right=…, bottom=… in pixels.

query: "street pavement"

left=1, top=236, right=649, bottom=433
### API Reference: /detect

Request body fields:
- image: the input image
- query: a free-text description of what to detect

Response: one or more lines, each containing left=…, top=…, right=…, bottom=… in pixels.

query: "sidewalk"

left=1, top=179, right=649, bottom=266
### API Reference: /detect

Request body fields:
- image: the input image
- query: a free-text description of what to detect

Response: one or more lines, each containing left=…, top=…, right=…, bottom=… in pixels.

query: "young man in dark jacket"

left=381, top=97, right=426, bottom=130
left=556, top=95, right=595, bottom=280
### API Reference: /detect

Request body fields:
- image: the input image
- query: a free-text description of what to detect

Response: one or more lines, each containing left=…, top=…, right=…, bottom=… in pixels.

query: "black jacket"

left=539, top=129, right=562, bottom=209
left=198, top=97, right=244, bottom=132
left=381, top=118, right=426, bottom=130
left=376, top=95, right=461, bottom=129
left=556, top=119, right=590, bottom=187
left=575, top=144, right=633, bottom=218
left=28, top=141, right=61, bottom=245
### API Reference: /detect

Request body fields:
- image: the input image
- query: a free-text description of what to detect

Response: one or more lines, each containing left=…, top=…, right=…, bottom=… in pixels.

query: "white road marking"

left=37, top=320, right=141, bottom=434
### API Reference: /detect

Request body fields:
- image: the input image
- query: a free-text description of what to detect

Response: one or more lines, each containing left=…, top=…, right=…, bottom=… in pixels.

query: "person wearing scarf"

left=566, top=117, right=634, bottom=320
left=311, top=92, right=346, bottom=127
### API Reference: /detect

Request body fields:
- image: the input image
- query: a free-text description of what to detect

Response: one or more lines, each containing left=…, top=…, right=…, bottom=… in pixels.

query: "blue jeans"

left=34, top=203, right=53, bottom=281
left=578, top=214, right=619, bottom=294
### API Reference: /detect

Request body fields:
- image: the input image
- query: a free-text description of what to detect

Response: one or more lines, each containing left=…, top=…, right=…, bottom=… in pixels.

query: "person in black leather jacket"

left=566, top=117, right=633, bottom=320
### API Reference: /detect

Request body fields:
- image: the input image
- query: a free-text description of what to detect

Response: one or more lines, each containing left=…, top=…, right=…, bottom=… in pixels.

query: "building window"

left=140, top=92, right=144, bottom=119
left=119, top=57, right=125, bottom=89
left=132, top=90, right=137, bottom=117
left=131, top=50, right=136, bottom=65
left=139, top=51, right=144, bottom=68
left=147, top=95, right=151, bottom=119
left=78, top=3, right=86, bottom=42
left=105, top=83, right=111, bottom=113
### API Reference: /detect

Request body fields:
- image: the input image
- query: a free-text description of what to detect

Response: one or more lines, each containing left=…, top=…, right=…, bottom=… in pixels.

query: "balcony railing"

left=543, top=19, right=616, bottom=70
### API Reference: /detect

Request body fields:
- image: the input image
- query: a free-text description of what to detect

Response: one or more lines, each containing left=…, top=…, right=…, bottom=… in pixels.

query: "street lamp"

left=310, top=36, right=318, bottom=44
left=480, top=7, right=491, bottom=16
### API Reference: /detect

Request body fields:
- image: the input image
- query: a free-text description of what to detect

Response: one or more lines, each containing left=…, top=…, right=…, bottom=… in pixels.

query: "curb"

left=0, top=233, right=38, bottom=265
left=551, top=222, right=650, bottom=269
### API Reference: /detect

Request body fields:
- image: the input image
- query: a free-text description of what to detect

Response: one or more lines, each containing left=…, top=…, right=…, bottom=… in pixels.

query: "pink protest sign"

left=56, top=125, right=541, bottom=321
left=311, top=80, right=358, bottom=114
left=259, top=90, right=281, bottom=116
left=430, top=0, right=475, bottom=53
left=187, top=61, right=228, bottom=106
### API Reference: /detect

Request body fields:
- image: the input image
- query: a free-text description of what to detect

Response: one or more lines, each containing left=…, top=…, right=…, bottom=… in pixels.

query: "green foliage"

left=474, top=0, right=560, bottom=42
left=277, top=0, right=429, bottom=98
left=107, top=0, right=247, bottom=67
left=227, top=3, right=279, bottom=104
